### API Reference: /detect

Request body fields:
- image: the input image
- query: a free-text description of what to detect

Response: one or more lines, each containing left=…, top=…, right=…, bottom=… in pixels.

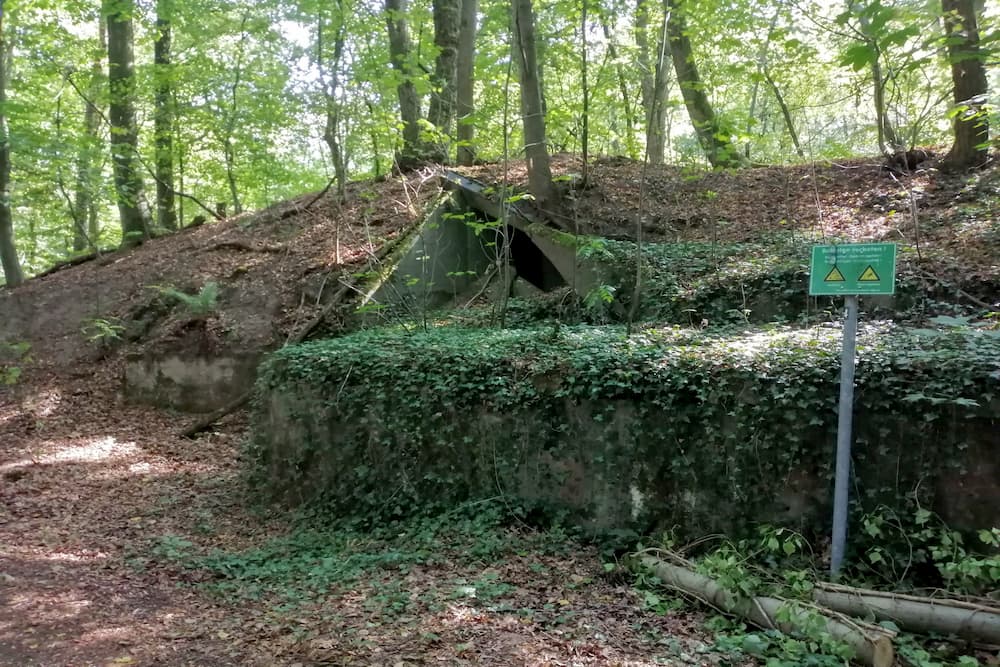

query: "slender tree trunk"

left=427, top=0, right=461, bottom=163
left=941, top=0, right=988, bottom=169
left=154, top=0, right=177, bottom=232
left=104, top=0, right=151, bottom=247
left=385, top=0, right=424, bottom=167
left=223, top=15, right=248, bottom=216
left=0, top=1, right=23, bottom=286
left=635, top=0, right=670, bottom=164
left=455, top=0, right=478, bottom=166
left=850, top=2, right=899, bottom=154
left=665, top=0, right=747, bottom=168
left=513, top=0, right=556, bottom=212
left=598, top=7, right=639, bottom=160
left=319, top=3, right=348, bottom=204
left=870, top=54, right=899, bottom=154
left=73, top=22, right=106, bottom=252
left=580, top=0, right=589, bottom=181
left=763, top=71, right=804, bottom=158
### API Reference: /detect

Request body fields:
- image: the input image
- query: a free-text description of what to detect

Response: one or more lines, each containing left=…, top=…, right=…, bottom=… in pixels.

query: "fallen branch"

left=200, top=241, right=287, bottom=254
left=814, top=582, right=1000, bottom=644
left=638, top=554, right=895, bottom=667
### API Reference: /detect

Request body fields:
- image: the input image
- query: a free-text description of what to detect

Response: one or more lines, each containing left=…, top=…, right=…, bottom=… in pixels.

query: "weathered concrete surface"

left=254, top=381, right=1000, bottom=537
left=124, top=352, right=260, bottom=413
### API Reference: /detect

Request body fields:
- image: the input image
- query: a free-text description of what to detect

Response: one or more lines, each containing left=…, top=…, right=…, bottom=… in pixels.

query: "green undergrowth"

left=589, top=237, right=986, bottom=325
left=634, top=514, right=998, bottom=667
left=248, top=319, right=999, bottom=543
left=139, top=500, right=576, bottom=609
left=425, top=236, right=987, bottom=331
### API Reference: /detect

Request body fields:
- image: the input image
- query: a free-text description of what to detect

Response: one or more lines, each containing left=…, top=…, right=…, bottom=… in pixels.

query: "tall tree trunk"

left=665, top=0, right=746, bottom=168
left=598, top=6, right=639, bottom=160
left=513, top=0, right=556, bottom=213
left=154, top=0, right=177, bottom=232
left=850, top=2, right=900, bottom=154
left=870, top=52, right=899, bottom=154
left=635, top=0, right=670, bottom=164
left=427, top=0, right=461, bottom=163
left=73, top=21, right=106, bottom=252
left=0, top=1, right=23, bottom=286
left=763, top=70, right=804, bottom=158
left=320, top=16, right=348, bottom=204
left=385, top=0, right=424, bottom=168
left=580, top=0, right=589, bottom=181
left=104, top=0, right=151, bottom=247
left=455, top=0, right=478, bottom=166
left=941, top=0, right=988, bottom=170
left=223, top=14, right=248, bottom=216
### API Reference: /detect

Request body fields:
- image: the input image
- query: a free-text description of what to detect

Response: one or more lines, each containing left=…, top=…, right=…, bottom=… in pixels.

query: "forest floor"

left=2, top=153, right=999, bottom=666
left=0, top=360, right=744, bottom=666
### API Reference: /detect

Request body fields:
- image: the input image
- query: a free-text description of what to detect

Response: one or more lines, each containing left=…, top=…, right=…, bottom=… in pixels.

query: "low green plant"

left=151, top=281, right=220, bottom=316
left=81, top=317, right=125, bottom=345
left=860, top=506, right=1000, bottom=595
left=0, top=341, right=31, bottom=385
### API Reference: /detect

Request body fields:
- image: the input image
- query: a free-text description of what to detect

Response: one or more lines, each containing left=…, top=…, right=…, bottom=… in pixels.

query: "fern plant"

left=152, top=282, right=220, bottom=317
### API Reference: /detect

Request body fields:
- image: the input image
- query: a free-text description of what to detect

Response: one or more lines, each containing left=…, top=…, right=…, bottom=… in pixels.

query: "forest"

left=1, top=0, right=999, bottom=665
left=0, top=0, right=996, bottom=285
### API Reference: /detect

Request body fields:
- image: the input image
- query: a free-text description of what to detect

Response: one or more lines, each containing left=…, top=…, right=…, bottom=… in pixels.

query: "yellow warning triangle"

left=858, top=265, right=880, bottom=282
left=824, top=265, right=846, bottom=282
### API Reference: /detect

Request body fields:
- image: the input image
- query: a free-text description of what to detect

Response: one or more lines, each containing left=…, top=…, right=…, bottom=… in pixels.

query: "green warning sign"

left=809, top=243, right=896, bottom=295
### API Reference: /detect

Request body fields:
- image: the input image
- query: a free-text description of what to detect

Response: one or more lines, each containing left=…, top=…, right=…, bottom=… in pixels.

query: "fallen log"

left=814, top=582, right=1000, bottom=644
left=638, top=555, right=895, bottom=667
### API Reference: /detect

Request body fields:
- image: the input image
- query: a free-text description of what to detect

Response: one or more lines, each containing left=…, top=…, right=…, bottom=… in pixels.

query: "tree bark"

left=427, top=0, right=461, bottom=163
left=764, top=70, right=804, bottom=158
left=455, top=0, right=478, bottom=166
left=319, top=3, right=348, bottom=204
left=154, top=0, right=177, bottom=232
left=941, top=0, right=988, bottom=169
left=104, top=0, right=151, bottom=248
left=385, top=0, right=425, bottom=168
left=665, top=0, right=747, bottom=168
left=640, top=556, right=896, bottom=667
left=513, top=0, right=556, bottom=213
left=73, top=21, right=105, bottom=252
left=814, top=582, right=1000, bottom=644
left=635, top=0, right=672, bottom=164
left=0, top=0, right=23, bottom=286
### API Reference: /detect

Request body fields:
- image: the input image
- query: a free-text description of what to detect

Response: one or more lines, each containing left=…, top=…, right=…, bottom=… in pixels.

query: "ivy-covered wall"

left=248, top=324, right=999, bottom=537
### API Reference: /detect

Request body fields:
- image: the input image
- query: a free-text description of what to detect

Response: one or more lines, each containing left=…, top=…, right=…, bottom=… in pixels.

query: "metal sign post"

left=809, top=243, right=896, bottom=578
left=830, top=294, right=858, bottom=577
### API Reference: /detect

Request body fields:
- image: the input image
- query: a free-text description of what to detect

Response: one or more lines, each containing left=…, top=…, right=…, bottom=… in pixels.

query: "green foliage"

left=80, top=317, right=126, bottom=345
left=0, top=341, right=31, bottom=386
left=142, top=500, right=550, bottom=608
left=861, top=506, right=1000, bottom=595
left=151, top=282, right=220, bottom=317
left=247, top=322, right=999, bottom=540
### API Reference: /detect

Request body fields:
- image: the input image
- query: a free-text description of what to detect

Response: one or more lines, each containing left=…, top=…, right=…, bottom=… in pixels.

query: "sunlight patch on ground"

left=0, top=436, right=139, bottom=472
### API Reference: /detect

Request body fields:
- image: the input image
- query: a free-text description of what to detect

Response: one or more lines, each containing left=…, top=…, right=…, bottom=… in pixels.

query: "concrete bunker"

left=366, top=172, right=607, bottom=312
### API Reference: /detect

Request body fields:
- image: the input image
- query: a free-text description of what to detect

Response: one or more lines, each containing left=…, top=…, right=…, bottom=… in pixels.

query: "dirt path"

left=0, top=361, right=743, bottom=667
